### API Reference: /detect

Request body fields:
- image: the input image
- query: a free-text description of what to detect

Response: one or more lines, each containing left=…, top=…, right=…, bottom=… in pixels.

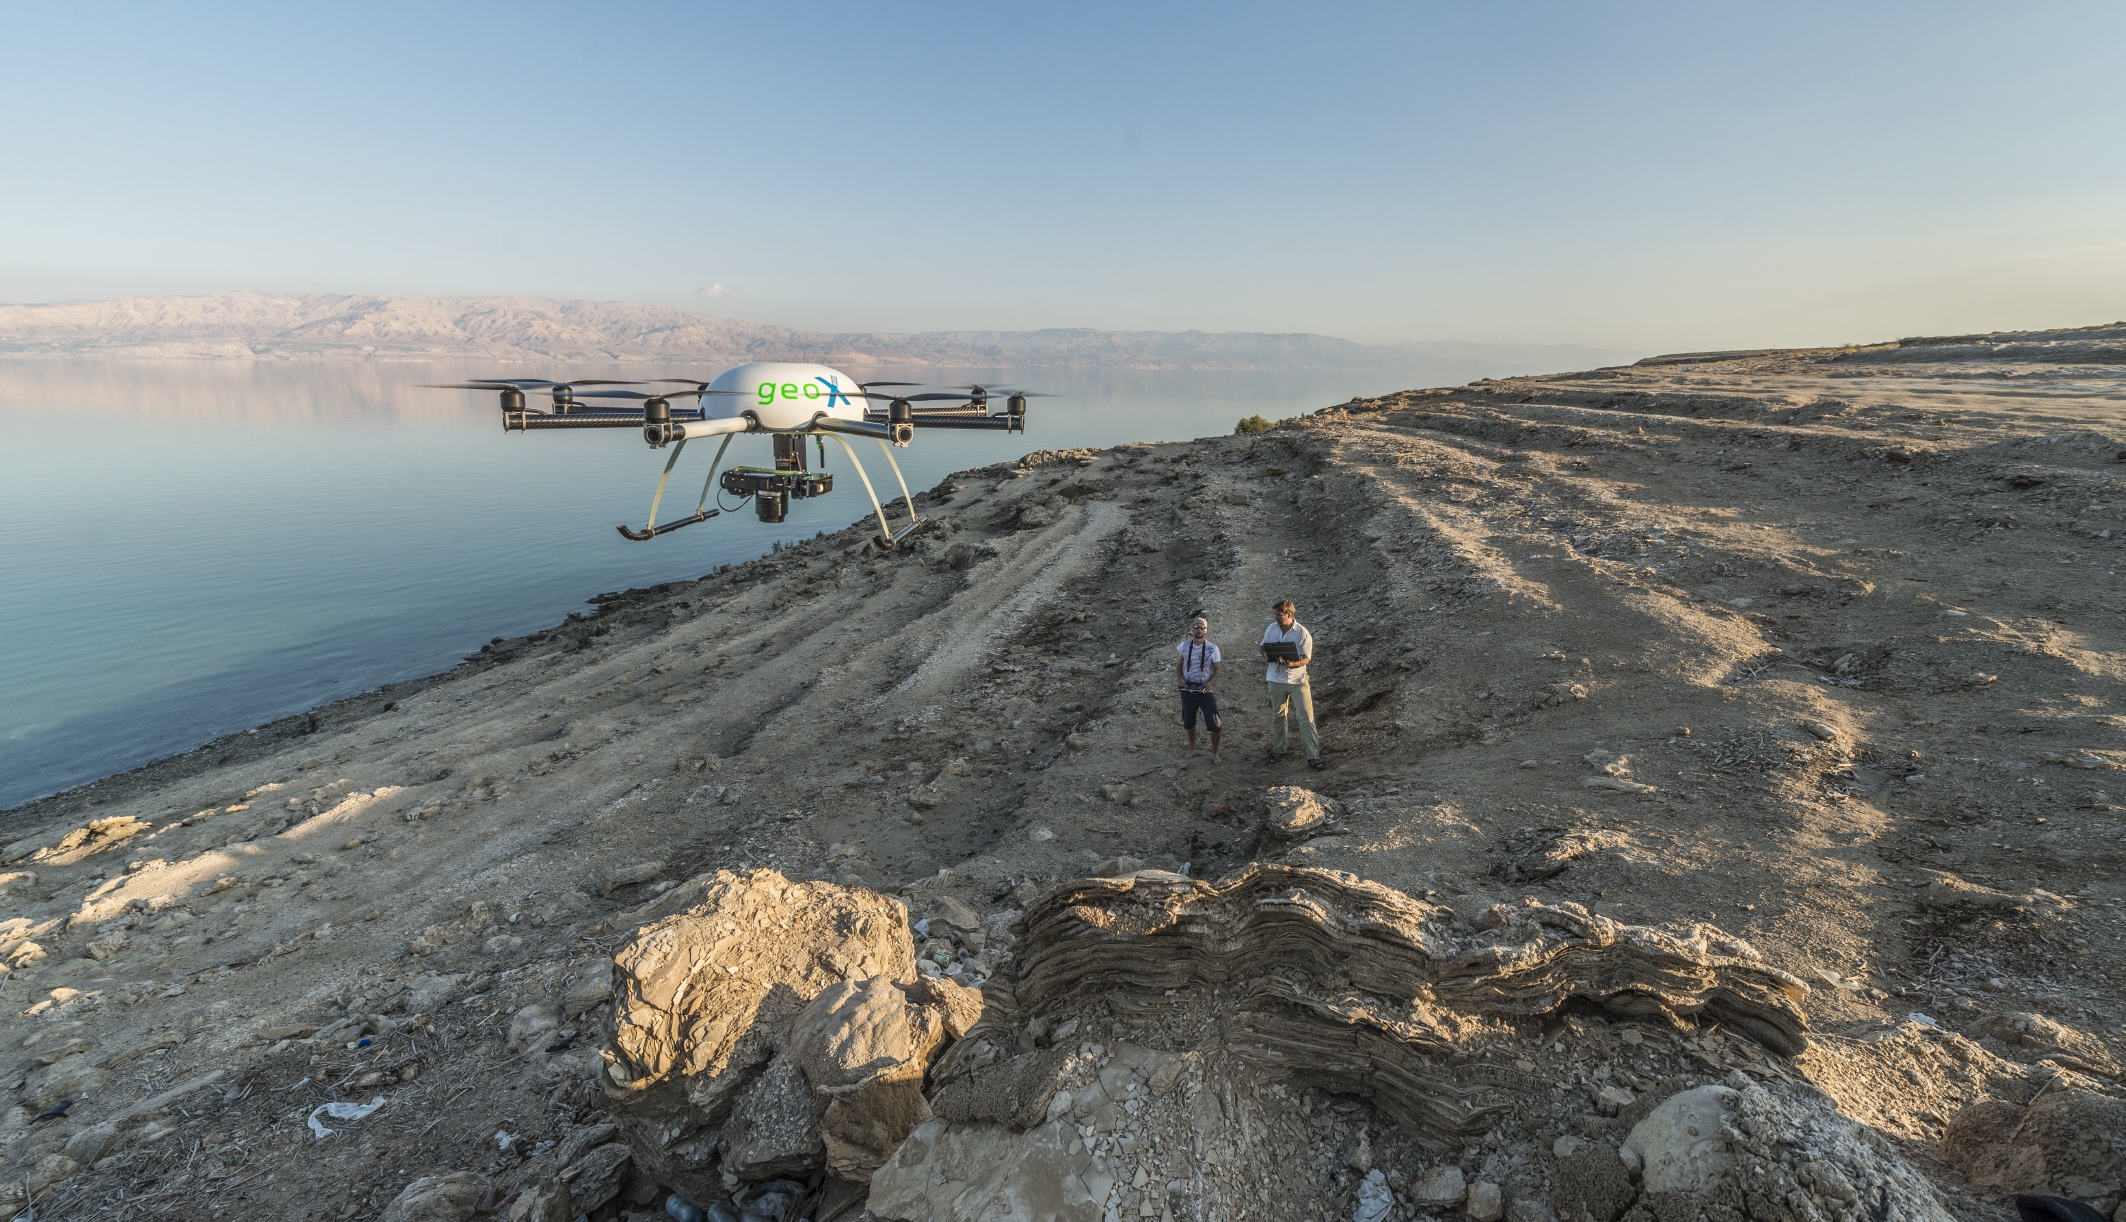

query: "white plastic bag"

left=308, top=1095, right=386, bottom=1138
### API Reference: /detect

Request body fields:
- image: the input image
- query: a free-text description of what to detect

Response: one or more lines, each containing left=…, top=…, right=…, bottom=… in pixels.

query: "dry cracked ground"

left=2, top=323, right=2125, bottom=1222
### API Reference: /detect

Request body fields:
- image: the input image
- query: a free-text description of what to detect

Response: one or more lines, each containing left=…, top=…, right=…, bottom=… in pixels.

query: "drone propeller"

left=572, top=387, right=749, bottom=401
left=419, top=379, right=643, bottom=390
left=859, top=380, right=923, bottom=388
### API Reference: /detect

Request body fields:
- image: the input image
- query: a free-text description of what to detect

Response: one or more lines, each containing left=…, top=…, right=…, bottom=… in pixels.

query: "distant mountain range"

left=0, top=290, right=1640, bottom=376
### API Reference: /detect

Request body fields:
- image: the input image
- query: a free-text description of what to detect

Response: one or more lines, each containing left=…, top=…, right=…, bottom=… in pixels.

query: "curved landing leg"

left=817, top=432, right=899, bottom=546
left=617, top=433, right=735, bottom=542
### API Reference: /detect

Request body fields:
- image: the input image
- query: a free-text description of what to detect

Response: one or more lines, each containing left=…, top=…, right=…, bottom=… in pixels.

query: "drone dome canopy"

left=705, top=362, right=868, bottom=431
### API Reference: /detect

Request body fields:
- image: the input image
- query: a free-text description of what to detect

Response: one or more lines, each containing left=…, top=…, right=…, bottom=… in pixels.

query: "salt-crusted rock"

left=1620, top=1082, right=1952, bottom=1222
left=1468, top=1180, right=1505, bottom=1222
left=564, top=1144, right=634, bottom=1213
left=597, top=869, right=928, bottom=1201
left=718, top=1052, right=821, bottom=1180
left=506, top=1004, right=559, bottom=1053
left=902, top=974, right=985, bottom=1040
left=1625, top=1086, right=1736, bottom=1193
left=1961, top=1012, right=2122, bottom=1077
left=869, top=1116, right=1090, bottom=1222
left=1262, top=786, right=1337, bottom=842
left=561, top=962, right=611, bottom=1020
left=1941, top=1089, right=2126, bottom=1202
left=0, top=1155, right=77, bottom=1218
left=506, top=1178, right=571, bottom=1222
left=1411, top=1165, right=1466, bottom=1205
left=404, top=972, right=460, bottom=1014
left=600, top=859, right=665, bottom=896
left=379, top=1171, right=491, bottom=1222
left=1550, top=1141, right=1634, bottom=1222
left=930, top=896, right=981, bottom=933
left=1496, top=827, right=1629, bottom=883
left=1919, top=870, right=2070, bottom=918
left=789, top=976, right=949, bottom=1177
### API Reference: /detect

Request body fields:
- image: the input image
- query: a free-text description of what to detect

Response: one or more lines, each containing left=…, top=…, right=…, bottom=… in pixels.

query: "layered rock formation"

left=873, top=863, right=1816, bottom=1221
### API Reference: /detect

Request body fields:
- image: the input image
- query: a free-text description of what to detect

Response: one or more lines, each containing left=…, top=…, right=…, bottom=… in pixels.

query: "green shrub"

left=1235, top=414, right=1275, bottom=435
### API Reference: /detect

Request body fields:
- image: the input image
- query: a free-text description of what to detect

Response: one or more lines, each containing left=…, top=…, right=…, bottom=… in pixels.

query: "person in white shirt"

left=1259, top=599, right=1321, bottom=769
left=1173, top=615, right=1223, bottom=763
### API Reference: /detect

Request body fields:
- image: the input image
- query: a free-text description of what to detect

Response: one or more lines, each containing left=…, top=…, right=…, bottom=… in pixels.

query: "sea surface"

left=0, top=360, right=1422, bottom=808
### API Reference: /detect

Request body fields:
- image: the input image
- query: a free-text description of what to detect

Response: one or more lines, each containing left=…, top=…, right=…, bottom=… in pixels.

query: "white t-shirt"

left=1261, top=621, right=1313, bottom=684
left=1176, top=639, right=1221, bottom=685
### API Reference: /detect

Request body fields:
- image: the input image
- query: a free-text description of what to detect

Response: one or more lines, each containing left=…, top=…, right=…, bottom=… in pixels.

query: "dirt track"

left=3, top=325, right=2124, bottom=1220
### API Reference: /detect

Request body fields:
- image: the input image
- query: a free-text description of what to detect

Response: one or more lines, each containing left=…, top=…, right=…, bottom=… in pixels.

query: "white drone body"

left=698, top=362, right=867, bottom=430
left=426, top=362, right=1036, bottom=547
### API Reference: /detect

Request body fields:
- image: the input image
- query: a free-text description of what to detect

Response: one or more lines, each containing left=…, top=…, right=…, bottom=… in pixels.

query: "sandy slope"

left=2, top=328, right=2124, bottom=1219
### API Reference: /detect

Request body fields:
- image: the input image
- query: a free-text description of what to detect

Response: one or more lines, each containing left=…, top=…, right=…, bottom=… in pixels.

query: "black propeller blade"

left=572, top=387, right=749, bottom=401
left=419, top=379, right=643, bottom=390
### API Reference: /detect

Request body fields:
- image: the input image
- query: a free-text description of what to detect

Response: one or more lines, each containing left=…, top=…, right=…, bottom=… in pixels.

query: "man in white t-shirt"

left=1174, top=615, right=1223, bottom=763
left=1259, top=598, right=1321, bottom=769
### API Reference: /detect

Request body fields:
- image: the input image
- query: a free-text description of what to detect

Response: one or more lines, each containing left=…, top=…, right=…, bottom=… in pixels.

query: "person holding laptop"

left=1260, top=599, right=1322, bottom=770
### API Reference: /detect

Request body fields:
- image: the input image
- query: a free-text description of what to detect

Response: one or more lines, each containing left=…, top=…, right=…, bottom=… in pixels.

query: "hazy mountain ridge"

left=0, top=290, right=1635, bottom=373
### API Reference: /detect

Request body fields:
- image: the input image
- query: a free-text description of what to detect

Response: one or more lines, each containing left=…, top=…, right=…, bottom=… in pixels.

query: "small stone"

left=1346, top=1129, right=1373, bottom=1173
left=1803, top=719, right=1839, bottom=741
left=1553, top=1135, right=1584, bottom=1158
left=1597, top=1084, right=1635, bottom=1112
left=1066, top=734, right=1093, bottom=751
left=508, top=1178, right=572, bottom=1222
left=505, top=1004, right=559, bottom=1053
left=381, top=1171, right=491, bottom=1222
left=1411, top=1164, right=1466, bottom=1206
left=930, top=896, right=981, bottom=932
left=599, top=860, right=665, bottom=896
left=1467, top=1180, right=1503, bottom=1222
left=1518, top=760, right=1540, bottom=769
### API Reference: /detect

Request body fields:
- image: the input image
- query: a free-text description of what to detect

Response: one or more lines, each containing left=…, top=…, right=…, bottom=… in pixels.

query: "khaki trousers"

left=1265, top=680, right=1319, bottom=760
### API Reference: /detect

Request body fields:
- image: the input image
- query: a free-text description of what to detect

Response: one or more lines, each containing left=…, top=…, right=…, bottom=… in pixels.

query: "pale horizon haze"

left=5, top=2, right=2123, bottom=353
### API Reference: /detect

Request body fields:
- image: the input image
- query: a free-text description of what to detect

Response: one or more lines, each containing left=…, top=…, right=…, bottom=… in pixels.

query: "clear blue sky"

left=5, top=2, right=2122, bottom=350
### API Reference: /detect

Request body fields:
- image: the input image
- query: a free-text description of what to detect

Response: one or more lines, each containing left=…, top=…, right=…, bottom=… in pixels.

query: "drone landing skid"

left=616, top=510, right=719, bottom=541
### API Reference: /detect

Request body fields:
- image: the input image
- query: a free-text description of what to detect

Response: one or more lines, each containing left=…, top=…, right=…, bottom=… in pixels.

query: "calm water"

left=1, top=360, right=1412, bottom=808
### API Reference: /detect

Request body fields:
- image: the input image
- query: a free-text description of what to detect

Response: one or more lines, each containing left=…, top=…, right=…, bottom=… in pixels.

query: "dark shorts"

left=1180, top=690, right=1221, bottom=732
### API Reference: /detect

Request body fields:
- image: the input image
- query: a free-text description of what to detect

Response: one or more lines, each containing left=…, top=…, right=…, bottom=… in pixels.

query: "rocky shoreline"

left=1, top=327, right=2123, bottom=1221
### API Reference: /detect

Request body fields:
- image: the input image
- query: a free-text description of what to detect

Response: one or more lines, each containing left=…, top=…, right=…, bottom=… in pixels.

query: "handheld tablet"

left=1263, top=641, right=1302, bottom=662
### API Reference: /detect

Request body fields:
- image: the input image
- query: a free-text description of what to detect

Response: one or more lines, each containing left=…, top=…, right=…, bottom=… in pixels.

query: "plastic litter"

left=1907, top=1011, right=1939, bottom=1028
left=32, top=1099, right=71, bottom=1123
left=665, top=1195, right=706, bottom=1222
left=2016, top=1196, right=2111, bottom=1222
left=495, top=1129, right=518, bottom=1150
left=307, top=1095, right=386, bottom=1138
left=706, top=1204, right=740, bottom=1222
left=913, top=918, right=930, bottom=938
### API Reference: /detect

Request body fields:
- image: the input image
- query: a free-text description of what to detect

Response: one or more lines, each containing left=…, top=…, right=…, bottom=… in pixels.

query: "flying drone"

left=425, top=363, right=1051, bottom=547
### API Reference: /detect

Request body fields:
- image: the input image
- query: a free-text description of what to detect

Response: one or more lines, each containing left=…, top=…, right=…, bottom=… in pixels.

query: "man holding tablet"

left=1260, top=599, right=1322, bottom=770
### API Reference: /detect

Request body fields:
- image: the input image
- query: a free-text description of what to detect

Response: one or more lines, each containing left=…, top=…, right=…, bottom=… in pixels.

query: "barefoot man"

left=1174, top=615, right=1223, bottom=763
